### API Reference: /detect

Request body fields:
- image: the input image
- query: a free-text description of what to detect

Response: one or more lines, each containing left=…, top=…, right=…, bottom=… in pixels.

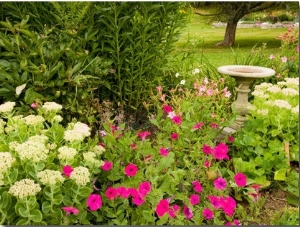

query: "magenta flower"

left=163, top=104, right=173, bottom=113
left=130, top=143, right=137, bottom=150
left=202, top=208, right=214, bottom=220
left=210, top=123, right=219, bottom=129
left=193, top=122, right=204, bottom=130
left=155, top=199, right=169, bottom=217
left=137, top=131, right=151, bottom=141
left=212, top=143, right=229, bottom=160
left=234, top=173, right=247, bottom=187
left=31, top=102, right=38, bottom=108
left=208, top=195, right=221, bottom=209
left=214, top=177, right=227, bottom=190
left=62, top=165, right=73, bottom=178
left=168, top=204, right=180, bottom=218
left=183, top=206, right=193, bottom=220
left=125, top=163, right=138, bottom=177
left=102, top=161, right=113, bottom=171
left=128, top=187, right=139, bottom=197
left=192, top=181, right=202, bottom=193
left=171, top=132, right=178, bottom=140
left=105, top=187, right=118, bottom=200
left=172, top=115, right=182, bottom=125
left=221, top=196, right=236, bottom=216
left=190, top=194, right=200, bottom=205
left=87, top=194, right=102, bottom=211
left=204, top=160, right=211, bottom=168
left=62, top=206, right=79, bottom=216
left=159, top=148, right=168, bottom=156
left=225, top=219, right=240, bottom=226
left=132, top=195, right=145, bottom=206
left=202, top=144, right=212, bottom=155
left=116, top=186, right=130, bottom=199
left=138, top=181, right=151, bottom=197
left=228, top=135, right=234, bottom=143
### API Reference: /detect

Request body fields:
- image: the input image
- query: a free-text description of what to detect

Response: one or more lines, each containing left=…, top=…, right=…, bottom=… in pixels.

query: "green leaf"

left=18, top=206, right=30, bottom=217
left=287, top=194, right=299, bottom=207
left=274, top=168, right=287, bottom=181
left=42, top=201, right=52, bottom=213
left=0, top=191, right=11, bottom=209
left=52, top=194, right=63, bottom=205
left=16, top=218, right=30, bottom=225
left=142, top=210, right=154, bottom=222
left=24, top=87, right=44, bottom=104
left=29, top=209, right=43, bottom=222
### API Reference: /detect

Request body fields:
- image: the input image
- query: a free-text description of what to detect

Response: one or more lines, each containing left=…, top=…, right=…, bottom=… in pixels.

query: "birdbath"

left=217, top=65, right=275, bottom=135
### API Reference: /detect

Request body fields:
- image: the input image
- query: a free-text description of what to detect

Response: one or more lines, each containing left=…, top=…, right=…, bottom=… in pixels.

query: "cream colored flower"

left=273, top=100, right=292, bottom=109
left=58, top=146, right=77, bottom=161
left=92, top=145, right=105, bottom=155
left=281, top=88, right=298, bottom=96
left=70, top=166, right=90, bottom=186
left=83, top=152, right=103, bottom=167
left=0, top=152, right=15, bottom=173
left=0, top=102, right=15, bottom=113
left=8, top=179, right=41, bottom=199
left=42, top=102, right=63, bottom=112
left=15, top=140, right=49, bottom=162
left=37, top=169, right=65, bottom=185
left=257, top=109, right=269, bottom=116
left=266, top=85, right=281, bottom=93
left=23, top=115, right=45, bottom=126
left=28, top=135, right=48, bottom=144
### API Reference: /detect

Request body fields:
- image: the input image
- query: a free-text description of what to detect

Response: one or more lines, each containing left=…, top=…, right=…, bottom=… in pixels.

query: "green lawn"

left=174, top=14, right=287, bottom=68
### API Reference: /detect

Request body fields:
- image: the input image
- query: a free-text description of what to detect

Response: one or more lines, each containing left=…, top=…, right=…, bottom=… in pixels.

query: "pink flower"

left=214, top=177, right=227, bottom=190
left=183, top=206, right=193, bottom=219
left=228, top=135, right=234, bottom=142
left=212, top=143, right=229, bottom=160
left=281, top=56, right=287, bottom=63
left=168, top=205, right=180, bottom=218
left=138, top=181, right=151, bottom=197
left=167, top=111, right=176, bottom=119
left=116, top=186, right=130, bottom=199
left=269, top=54, right=275, bottom=60
left=128, top=187, right=139, bottom=197
left=31, top=102, right=38, bottom=108
left=224, top=91, right=231, bottom=98
left=221, top=196, right=236, bottom=216
left=208, top=195, right=222, bottom=209
left=171, top=132, right=178, bottom=140
left=163, top=104, right=173, bottom=113
left=137, top=131, right=151, bottom=141
left=192, top=181, right=202, bottom=193
left=156, top=86, right=163, bottom=92
left=234, top=173, right=247, bottom=187
left=132, top=195, right=145, bottom=206
left=172, top=115, right=182, bottom=125
left=130, top=143, right=137, bottom=150
left=225, top=219, right=240, bottom=225
left=62, top=165, right=73, bottom=178
left=202, top=208, right=214, bottom=220
left=204, top=160, right=211, bottom=168
left=190, top=194, right=200, bottom=205
left=202, top=144, right=212, bottom=155
left=125, top=163, right=138, bottom=177
left=99, top=130, right=106, bottom=137
left=210, top=123, right=219, bottom=128
left=155, top=199, right=169, bottom=217
left=87, top=194, right=102, bottom=211
left=105, top=187, right=118, bottom=200
left=102, top=161, right=113, bottom=171
left=62, top=206, right=79, bottom=216
left=159, top=148, right=168, bottom=156
left=193, top=122, right=204, bottom=130
left=206, top=88, right=214, bottom=96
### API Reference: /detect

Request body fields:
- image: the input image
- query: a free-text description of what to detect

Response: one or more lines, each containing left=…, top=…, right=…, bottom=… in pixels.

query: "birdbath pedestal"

left=217, top=65, right=275, bottom=135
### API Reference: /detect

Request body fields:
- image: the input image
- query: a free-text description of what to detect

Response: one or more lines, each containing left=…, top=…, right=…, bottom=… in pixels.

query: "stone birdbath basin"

left=217, top=65, right=275, bottom=135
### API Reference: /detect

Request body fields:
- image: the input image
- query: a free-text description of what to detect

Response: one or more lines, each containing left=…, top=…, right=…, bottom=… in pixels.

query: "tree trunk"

left=216, top=18, right=238, bottom=47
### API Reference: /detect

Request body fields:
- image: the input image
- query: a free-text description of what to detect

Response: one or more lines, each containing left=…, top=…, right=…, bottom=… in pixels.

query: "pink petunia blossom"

left=228, top=135, right=234, bottom=142
left=125, top=163, right=138, bottom=177
left=105, top=187, right=118, bottom=200
left=31, top=102, right=38, bottom=108
left=220, top=196, right=236, bottom=216
left=99, top=130, right=107, bottom=137
left=62, top=206, right=79, bottom=216
left=130, top=143, right=137, bottom=150
left=204, top=160, right=211, bottom=168
left=224, top=91, right=231, bottom=98
left=212, top=143, right=229, bottom=160
left=102, top=161, right=113, bottom=171
left=62, top=165, right=73, bottom=178
left=192, top=181, right=203, bottom=193
left=214, top=177, right=227, bottom=190
left=87, top=194, right=102, bottom=211
left=167, top=111, right=176, bottom=119
left=190, top=194, right=200, bottom=205
left=193, top=122, right=204, bottom=130
left=137, top=131, right=151, bottom=141
left=159, top=148, right=169, bottom=156
left=183, top=206, right=193, bottom=220
left=116, top=186, right=130, bottom=199
left=171, top=132, right=178, bottom=140
left=163, top=104, right=172, bottom=113
left=172, top=115, right=182, bottom=125
left=208, top=195, right=222, bottom=209
left=202, top=208, right=214, bottom=220
left=206, top=88, right=214, bottom=96
left=234, top=173, right=247, bottom=187
left=225, top=219, right=240, bottom=226
left=168, top=204, right=180, bottom=218
left=132, top=195, right=145, bottom=206
left=155, top=199, right=170, bottom=217
left=128, top=187, right=139, bottom=197
left=281, top=56, right=287, bottom=63
left=202, top=144, right=212, bottom=155
left=138, top=181, right=151, bottom=197
left=210, top=123, right=219, bottom=129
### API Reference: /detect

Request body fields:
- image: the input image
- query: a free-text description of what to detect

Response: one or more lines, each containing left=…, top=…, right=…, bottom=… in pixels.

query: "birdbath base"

left=217, top=65, right=275, bottom=135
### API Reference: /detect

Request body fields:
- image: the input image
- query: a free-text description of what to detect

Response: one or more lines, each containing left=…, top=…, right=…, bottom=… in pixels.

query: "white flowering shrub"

left=0, top=101, right=105, bottom=225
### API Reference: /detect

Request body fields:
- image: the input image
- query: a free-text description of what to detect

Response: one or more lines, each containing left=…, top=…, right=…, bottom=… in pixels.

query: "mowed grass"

left=174, top=14, right=287, bottom=68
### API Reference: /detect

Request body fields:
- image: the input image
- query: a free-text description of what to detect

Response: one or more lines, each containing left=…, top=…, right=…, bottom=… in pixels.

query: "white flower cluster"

left=192, top=68, right=201, bottom=75
left=284, top=78, right=299, bottom=87
left=37, top=169, right=65, bottom=185
left=281, top=88, right=298, bottom=96
left=83, top=152, right=104, bottom=167
left=8, top=179, right=41, bottom=199
left=257, top=109, right=269, bottom=116
left=64, top=122, right=91, bottom=142
left=23, top=115, right=45, bottom=126
left=266, top=85, right=281, bottom=93
left=0, top=119, right=6, bottom=133
left=14, top=140, right=49, bottom=162
left=254, top=82, right=273, bottom=90
left=57, top=146, right=77, bottom=161
left=9, top=141, right=20, bottom=151
left=273, top=99, right=292, bottom=110
left=69, top=166, right=90, bottom=186
left=0, top=101, right=15, bottom=113
left=52, top=115, right=63, bottom=123
left=92, top=145, right=105, bottom=155
left=42, top=102, right=63, bottom=112
left=28, top=135, right=48, bottom=144
left=0, top=152, right=15, bottom=173
left=0, top=173, right=4, bottom=186
left=291, top=105, right=299, bottom=114
left=251, top=90, right=269, bottom=99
